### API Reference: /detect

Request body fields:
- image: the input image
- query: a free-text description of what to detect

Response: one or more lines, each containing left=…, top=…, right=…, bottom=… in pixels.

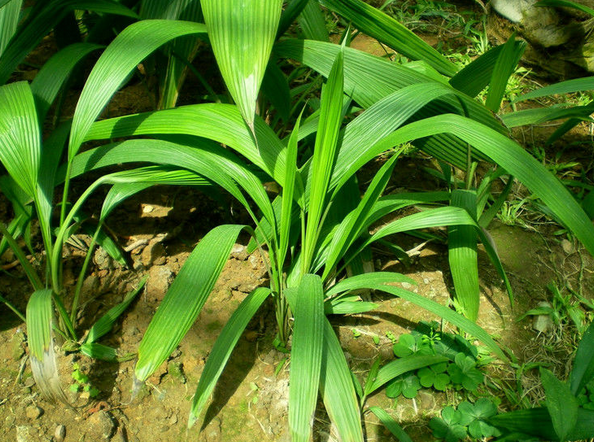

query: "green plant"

left=490, top=321, right=594, bottom=441
left=385, top=322, right=486, bottom=401
left=2, top=0, right=594, bottom=440
left=69, top=362, right=99, bottom=398
left=430, top=398, right=501, bottom=442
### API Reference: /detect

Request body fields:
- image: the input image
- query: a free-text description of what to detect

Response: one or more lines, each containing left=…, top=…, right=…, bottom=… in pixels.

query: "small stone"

left=146, top=266, right=174, bottom=301
left=16, top=426, right=32, bottom=442
left=25, top=405, right=43, bottom=420
left=401, top=282, right=412, bottom=289
left=141, top=239, right=166, bottom=267
left=248, top=254, right=260, bottom=269
left=11, top=331, right=26, bottom=361
left=532, top=302, right=554, bottom=334
left=55, top=425, right=66, bottom=442
left=23, top=377, right=35, bottom=388
left=142, top=204, right=154, bottom=214
left=88, top=410, right=116, bottom=440
left=561, top=239, right=574, bottom=255
left=423, top=278, right=430, bottom=284
left=231, top=244, right=248, bottom=260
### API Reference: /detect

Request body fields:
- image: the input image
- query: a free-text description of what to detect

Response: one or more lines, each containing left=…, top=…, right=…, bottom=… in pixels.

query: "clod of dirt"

left=87, top=410, right=117, bottom=440
left=10, top=331, right=26, bottom=361
left=25, top=404, right=43, bottom=420
left=203, top=416, right=222, bottom=442
left=16, top=425, right=34, bottom=442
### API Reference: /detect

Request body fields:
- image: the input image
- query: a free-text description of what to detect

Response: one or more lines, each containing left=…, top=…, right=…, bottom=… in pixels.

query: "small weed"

left=70, top=363, right=99, bottom=398
left=430, top=398, right=501, bottom=442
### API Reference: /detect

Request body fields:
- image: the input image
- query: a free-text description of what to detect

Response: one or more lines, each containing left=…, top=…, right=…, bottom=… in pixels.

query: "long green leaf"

left=536, top=0, right=594, bottom=17
left=541, top=367, right=578, bottom=441
left=302, top=48, right=344, bottom=274
left=85, top=276, right=146, bottom=344
left=320, top=318, right=364, bottom=442
left=0, top=82, right=40, bottom=198
left=135, top=224, right=247, bottom=382
left=368, top=407, right=413, bottom=442
left=0, top=0, right=138, bottom=85
left=570, top=321, right=594, bottom=396
left=69, top=19, right=207, bottom=159
left=278, top=0, right=309, bottom=37
left=448, top=190, right=479, bottom=321
left=485, top=33, right=519, bottom=112
left=328, top=272, right=507, bottom=362
left=27, top=289, right=68, bottom=403
left=31, top=42, right=103, bottom=123
left=188, top=287, right=270, bottom=427
left=370, top=354, right=449, bottom=394
left=370, top=114, right=594, bottom=256
left=297, top=0, right=329, bottom=42
left=201, top=0, right=283, bottom=130
left=450, top=41, right=525, bottom=98
left=319, top=0, right=457, bottom=76
left=515, top=76, right=594, bottom=103
left=0, top=0, right=22, bottom=58
left=84, top=104, right=287, bottom=187
left=289, top=275, right=324, bottom=442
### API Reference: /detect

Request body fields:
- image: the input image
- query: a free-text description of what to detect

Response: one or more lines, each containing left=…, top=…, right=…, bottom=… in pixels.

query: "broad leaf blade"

left=0, top=0, right=22, bottom=58
left=0, top=82, right=41, bottom=199
left=188, top=287, right=270, bottom=427
left=540, top=368, right=578, bottom=442
left=69, top=19, right=207, bottom=158
left=135, top=224, right=247, bottom=382
left=448, top=190, right=480, bottom=321
left=31, top=42, right=103, bottom=123
left=369, top=355, right=448, bottom=394
left=320, top=318, right=364, bottom=442
left=485, top=33, right=520, bottom=112
left=201, top=0, right=283, bottom=130
left=289, top=275, right=324, bottom=442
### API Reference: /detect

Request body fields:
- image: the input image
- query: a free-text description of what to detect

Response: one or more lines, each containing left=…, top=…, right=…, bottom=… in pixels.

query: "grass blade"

left=289, top=275, right=324, bottom=442
left=448, top=190, right=479, bottom=321
left=201, top=0, right=283, bottom=130
left=27, top=289, right=69, bottom=403
left=188, top=287, right=270, bottom=427
left=514, top=76, right=594, bottom=103
left=536, top=0, right=594, bottom=17
left=135, top=224, right=247, bottom=382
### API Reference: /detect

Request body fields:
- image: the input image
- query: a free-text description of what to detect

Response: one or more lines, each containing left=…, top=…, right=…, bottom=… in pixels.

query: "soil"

left=1, top=4, right=594, bottom=442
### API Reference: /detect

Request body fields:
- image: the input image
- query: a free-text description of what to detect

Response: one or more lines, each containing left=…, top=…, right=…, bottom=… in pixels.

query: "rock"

left=16, top=426, right=32, bottom=442
left=532, top=302, right=554, bottom=334
left=25, top=405, right=43, bottom=420
left=203, top=417, right=222, bottom=442
left=561, top=239, right=575, bottom=255
left=141, top=238, right=166, bottom=267
left=87, top=410, right=117, bottom=440
left=146, top=266, right=174, bottom=301
left=54, top=425, right=66, bottom=442
left=231, top=244, right=248, bottom=260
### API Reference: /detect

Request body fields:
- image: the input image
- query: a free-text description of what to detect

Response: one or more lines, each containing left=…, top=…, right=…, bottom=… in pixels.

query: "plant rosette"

left=430, top=399, right=501, bottom=442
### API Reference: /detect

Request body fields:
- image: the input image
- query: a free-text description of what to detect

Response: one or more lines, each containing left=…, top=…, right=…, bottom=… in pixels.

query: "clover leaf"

left=386, top=373, right=422, bottom=399
left=430, top=406, right=468, bottom=442
left=418, top=363, right=451, bottom=391
left=448, top=353, right=484, bottom=391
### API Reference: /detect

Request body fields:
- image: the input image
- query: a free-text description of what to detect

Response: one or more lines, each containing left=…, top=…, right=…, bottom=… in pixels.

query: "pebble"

left=401, top=282, right=412, bottom=289
left=88, top=410, right=116, bottom=440
left=25, top=405, right=43, bottom=420
left=16, top=426, right=32, bottom=442
left=54, top=425, right=66, bottom=442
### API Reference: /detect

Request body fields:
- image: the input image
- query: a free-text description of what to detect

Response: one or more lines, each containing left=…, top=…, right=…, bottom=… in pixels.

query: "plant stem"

left=70, top=222, right=101, bottom=325
left=0, top=223, right=43, bottom=290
